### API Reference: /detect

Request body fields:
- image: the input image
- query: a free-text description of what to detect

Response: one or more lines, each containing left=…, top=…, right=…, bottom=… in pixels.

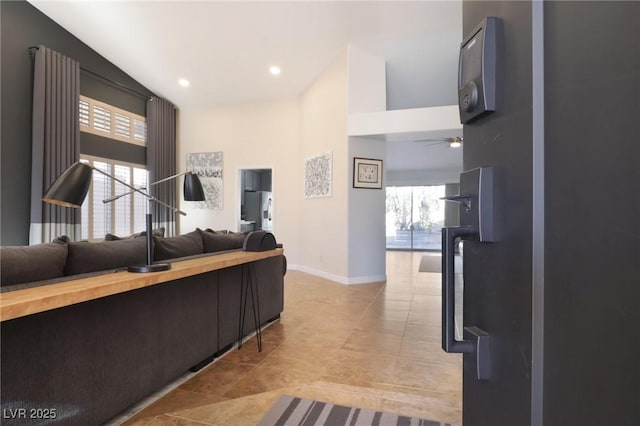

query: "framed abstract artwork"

left=186, top=152, right=223, bottom=209
left=304, top=152, right=332, bottom=198
left=353, top=157, right=383, bottom=189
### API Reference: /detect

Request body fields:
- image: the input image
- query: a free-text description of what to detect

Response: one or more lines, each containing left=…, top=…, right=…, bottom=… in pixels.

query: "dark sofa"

left=0, top=228, right=286, bottom=425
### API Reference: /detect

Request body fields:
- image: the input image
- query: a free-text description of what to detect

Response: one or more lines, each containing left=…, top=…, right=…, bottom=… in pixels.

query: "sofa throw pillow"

left=198, top=228, right=246, bottom=253
left=65, top=237, right=147, bottom=275
left=0, top=239, right=68, bottom=286
left=153, top=230, right=204, bottom=261
left=105, top=227, right=165, bottom=241
left=203, top=228, right=233, bottom=234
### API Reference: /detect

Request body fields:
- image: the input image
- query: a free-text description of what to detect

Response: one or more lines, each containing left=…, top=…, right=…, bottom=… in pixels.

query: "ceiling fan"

left=413, top=136, right=463, bottom=148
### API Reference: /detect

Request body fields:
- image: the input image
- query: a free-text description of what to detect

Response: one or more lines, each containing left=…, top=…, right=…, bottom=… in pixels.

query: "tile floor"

left=121, top=251, right=462, bottom=425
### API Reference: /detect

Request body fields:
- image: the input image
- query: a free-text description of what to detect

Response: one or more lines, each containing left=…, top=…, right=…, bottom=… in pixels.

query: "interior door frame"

left=236, top=166, right=274, bottom=233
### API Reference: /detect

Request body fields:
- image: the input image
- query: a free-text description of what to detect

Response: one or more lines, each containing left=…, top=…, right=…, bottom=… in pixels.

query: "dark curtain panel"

left=30, top=46, right=81, bottom=244
left=147, top=97, right=177, bottom=236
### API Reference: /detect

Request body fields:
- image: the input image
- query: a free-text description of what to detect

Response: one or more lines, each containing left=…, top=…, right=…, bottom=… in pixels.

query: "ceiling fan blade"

left=412, top=136, right=463, bottom=144
left=414, top=140, right=448, bottom=147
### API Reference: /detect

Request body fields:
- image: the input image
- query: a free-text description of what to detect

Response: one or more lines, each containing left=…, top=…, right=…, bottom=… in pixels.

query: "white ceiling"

left=30, top=0, right=463, bottom=173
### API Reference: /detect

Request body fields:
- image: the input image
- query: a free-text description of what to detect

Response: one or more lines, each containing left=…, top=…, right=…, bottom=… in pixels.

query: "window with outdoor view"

left=386, top=185, right=446, bottom=250
left=78, top=96, right=148, bottom=240
left=79, top=156, right=148, bottom=240
left=79, top=96, right=146, bottom=146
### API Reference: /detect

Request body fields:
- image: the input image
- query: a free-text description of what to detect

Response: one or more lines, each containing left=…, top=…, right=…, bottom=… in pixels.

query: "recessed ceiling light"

left=269, top=66, right=281, bottom=76
left=450, top=141, right=462, bottom=148
left=178, top=78, right=190, bottom=87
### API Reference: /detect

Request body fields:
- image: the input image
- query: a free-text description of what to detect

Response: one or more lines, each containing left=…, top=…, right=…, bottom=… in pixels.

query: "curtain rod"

left=28, top=46, right=153, bottom=101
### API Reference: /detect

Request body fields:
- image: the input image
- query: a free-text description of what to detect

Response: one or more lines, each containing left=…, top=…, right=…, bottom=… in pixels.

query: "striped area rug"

left=257, top=395, right=458, bottom=426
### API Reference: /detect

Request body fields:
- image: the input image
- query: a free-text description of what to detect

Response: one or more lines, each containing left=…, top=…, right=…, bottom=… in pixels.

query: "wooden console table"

left=0, top=248, right=283, bottom=322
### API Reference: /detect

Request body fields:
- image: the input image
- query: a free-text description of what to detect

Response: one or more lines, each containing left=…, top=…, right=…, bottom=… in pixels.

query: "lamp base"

left=128, top=263, right=171, bottom=273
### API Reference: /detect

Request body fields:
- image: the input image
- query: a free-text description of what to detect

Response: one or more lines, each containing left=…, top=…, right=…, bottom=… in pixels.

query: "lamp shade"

left=184, top=173, right=205, bottom=201
left=42, top=162, right=92, bottom=207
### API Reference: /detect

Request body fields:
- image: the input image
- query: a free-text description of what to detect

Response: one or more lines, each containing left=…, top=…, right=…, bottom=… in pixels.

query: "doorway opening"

left=238, top=168, right=273, bottom=233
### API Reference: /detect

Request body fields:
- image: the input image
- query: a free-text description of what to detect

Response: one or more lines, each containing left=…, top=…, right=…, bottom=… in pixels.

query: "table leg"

left=237, top=263, right=262, bottom=352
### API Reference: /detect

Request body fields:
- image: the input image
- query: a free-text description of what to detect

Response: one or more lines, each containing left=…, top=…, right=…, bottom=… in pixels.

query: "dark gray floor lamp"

left=43, top=161, right=205, bottom=273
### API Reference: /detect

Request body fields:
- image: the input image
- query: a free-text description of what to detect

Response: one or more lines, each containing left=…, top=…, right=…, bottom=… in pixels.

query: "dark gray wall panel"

left=0, top=0, right=153, bottom=245
left=82, top=73, right=148, bottom=116
left=543, top=2, right=640, bottom=425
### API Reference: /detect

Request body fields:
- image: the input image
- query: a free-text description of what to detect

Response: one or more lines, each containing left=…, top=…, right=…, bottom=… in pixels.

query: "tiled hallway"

left=123, top=251, right=462, bottom=425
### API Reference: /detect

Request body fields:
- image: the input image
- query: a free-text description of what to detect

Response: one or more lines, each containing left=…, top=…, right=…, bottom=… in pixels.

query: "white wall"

left=345, top=45, right=387, bottom=283
left=381, top=29, right=462, bottom=110
left=177, top=98, right=302, bottom=264
left=178, top=52, right=352, bottom=281
left=297, top=50, right=350, bottom=280
left=347, top=44, right=386, bottom=114
left=348, top=105, right=461, bottom=137
left=177, top=48, right=388, bottom=284
left=348, top=136, right=386, bottom=282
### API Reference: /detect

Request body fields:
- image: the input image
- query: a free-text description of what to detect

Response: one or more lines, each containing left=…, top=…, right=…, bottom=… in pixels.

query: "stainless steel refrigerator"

left=244, top=191, right=273, bottom=232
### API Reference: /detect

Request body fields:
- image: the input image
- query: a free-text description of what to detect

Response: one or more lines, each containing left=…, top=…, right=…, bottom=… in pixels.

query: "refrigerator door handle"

left=441, top=226, right=475, bottom=354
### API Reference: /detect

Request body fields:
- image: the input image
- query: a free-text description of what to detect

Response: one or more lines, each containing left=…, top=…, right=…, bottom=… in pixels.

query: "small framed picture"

left=353, top=157, right=383, bottom=189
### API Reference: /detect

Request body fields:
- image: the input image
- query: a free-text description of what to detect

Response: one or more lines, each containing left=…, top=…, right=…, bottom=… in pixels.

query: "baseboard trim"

left=347, top=274, right=387, bottom=285
left=188, top=354, right=215, bottom=372
left=288, top=264, right=386, bottom=285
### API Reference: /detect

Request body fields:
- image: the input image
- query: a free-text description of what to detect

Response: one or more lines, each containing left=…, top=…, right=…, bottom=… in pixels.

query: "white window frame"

left=80, top=155, right=149, bottom=241
left=79, top=95, right=147, bottom=146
